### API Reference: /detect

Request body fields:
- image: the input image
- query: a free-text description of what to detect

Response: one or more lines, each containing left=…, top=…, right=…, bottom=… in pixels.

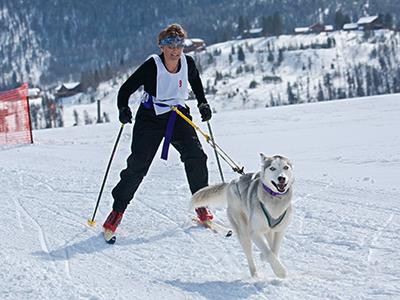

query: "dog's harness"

left=260, top=183, right=288, bottom=228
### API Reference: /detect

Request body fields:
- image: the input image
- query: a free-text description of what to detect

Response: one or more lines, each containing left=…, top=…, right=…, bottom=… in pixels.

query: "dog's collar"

left=262, top=182, right=288, bottom=196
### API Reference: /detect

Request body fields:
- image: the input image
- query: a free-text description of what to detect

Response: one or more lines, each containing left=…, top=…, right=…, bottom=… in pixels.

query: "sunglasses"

left=159, top=36, right=185, bottom=49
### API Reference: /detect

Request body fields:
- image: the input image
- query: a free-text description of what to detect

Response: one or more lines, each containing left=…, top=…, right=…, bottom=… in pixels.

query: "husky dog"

left=191, top=154, right=294, bottom=278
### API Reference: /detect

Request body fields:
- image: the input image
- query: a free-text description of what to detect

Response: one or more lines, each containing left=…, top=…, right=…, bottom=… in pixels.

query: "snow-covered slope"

left=194, top=29, right=400, bottom=112
left=1, top=94, right=399, bottom=299
left=60, top=29, right=400, bottom=128
left=0, top=5, right=50, bottom=87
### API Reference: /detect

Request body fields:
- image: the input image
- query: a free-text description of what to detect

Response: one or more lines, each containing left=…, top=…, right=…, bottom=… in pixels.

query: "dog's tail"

left=191, top=183, right=229, bottom=209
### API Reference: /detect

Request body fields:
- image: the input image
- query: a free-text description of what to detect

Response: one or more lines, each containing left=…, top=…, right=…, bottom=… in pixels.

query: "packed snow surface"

left=1, top=94, right=399, bottom=299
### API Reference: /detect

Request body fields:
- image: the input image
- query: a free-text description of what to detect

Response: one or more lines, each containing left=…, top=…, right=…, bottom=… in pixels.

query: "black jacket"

left=117, top=53, right=207, bottom=109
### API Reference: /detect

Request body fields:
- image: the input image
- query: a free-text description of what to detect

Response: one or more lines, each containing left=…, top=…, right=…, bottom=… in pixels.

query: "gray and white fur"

left=191, top=154, right=294, bottom=278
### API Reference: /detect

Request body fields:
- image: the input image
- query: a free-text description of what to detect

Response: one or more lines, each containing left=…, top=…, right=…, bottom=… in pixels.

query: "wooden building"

left=357, top=16, right=383, bottom=30
left=55, top=82, right=82, bottom=98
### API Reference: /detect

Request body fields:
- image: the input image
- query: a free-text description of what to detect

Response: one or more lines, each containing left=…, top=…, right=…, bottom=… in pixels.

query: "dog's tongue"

left=277, top=183, right=286, bottom=192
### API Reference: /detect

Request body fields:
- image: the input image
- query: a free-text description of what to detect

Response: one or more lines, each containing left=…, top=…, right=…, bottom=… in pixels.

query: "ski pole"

left=207, top=121, right=225, bottom=182
left=170, top=106, right=244, bottom=175
left=87, top=124, right=125, bottom=226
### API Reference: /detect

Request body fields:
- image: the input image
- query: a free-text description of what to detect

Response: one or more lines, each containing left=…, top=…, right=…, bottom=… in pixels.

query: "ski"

left=104, top=229, right=116, bottom=244
left=192, top=217, right=233, bottom=237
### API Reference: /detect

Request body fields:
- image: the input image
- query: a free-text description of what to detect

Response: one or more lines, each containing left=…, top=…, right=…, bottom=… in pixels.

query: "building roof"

left=294, top=27, right=310, bottom=33
left=343, top=23, right=359, bottom=30
left=248, top=28, right=262, bottom=34
left=184, top=38, right=204, bottom=47
left=357, top=16, right=378, bottom=25
left=56, top=82, right=80, bottom=91
left=190, top=38, right=204, bottom=43
left=184, top=39, right=193, bottom=47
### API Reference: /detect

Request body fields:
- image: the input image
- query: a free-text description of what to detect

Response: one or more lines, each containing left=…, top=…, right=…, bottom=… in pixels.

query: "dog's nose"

left=278, top=176, right=286, bottom=183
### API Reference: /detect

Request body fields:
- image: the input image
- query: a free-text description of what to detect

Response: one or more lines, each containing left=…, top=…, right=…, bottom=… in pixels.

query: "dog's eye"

left=269, top=167, right=276, bottom=171
left=283, top=165, right=289, bottom=170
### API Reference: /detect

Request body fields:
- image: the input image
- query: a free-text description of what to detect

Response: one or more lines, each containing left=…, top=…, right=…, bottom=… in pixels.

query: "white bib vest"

left=142, top=54, right=189, bottom=115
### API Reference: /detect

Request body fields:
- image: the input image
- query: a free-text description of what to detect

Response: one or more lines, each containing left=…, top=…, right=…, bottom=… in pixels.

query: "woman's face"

left=161, top=46, right=183, bottom=63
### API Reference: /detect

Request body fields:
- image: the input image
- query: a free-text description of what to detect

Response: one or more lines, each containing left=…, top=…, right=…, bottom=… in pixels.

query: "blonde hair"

left=158, top=23, right=187, bottom=44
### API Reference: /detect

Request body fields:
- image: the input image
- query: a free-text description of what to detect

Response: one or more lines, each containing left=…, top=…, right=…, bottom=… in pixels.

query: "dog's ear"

left=260, top=152, right=268, bottom=163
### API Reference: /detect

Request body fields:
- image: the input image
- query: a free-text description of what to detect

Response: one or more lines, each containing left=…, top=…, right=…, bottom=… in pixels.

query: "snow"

left=28, top=88, right=41, bottom=98
left=343, top=23, right=359, bottom=30
left=357, top=16, right=378, bottom=25
left=59, top=29, right=400, bottom=129
left=191, top=29, right=400, bottom=113
left=56, top=82, right=81, bottom=90
left=1, top=94, right=400, bottom=299
left=294, top=27, right=310, bottom=33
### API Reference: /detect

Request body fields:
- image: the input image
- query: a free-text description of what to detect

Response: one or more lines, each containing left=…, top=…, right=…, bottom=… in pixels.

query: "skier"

left=103, top=23, right=213, bottom=236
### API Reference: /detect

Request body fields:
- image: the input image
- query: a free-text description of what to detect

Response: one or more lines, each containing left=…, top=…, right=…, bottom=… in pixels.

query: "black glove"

left=118, top=106, right=132, bottom=124
left=198, top=103, right=212, bottom=122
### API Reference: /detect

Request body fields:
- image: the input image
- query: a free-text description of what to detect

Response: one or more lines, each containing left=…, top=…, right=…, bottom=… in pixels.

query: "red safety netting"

left=0, top=83, right=33, bottom=145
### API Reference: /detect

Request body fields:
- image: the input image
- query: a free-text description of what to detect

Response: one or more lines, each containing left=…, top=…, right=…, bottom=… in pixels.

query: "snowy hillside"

left=194, top=29, right=400, bottom=112
left=0, top=5, right=50, bottom=87
left=1, top=94, right=399, bottom=299
left=59, top=29, right=400, bottom=128
left=4, top=0, right=400, bottom=90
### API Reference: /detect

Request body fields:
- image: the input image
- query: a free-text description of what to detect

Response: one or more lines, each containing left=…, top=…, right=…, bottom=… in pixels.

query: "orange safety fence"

left=0, top=83, right=33, bottom=144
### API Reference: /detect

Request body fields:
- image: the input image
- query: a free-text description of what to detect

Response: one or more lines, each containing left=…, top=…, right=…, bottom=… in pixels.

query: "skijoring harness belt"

left=142, top=95, right=182, bottom=160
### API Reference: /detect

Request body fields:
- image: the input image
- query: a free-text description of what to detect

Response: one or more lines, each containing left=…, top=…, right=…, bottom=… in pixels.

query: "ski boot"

left=195, top=207, right=214, bottom=222
left=103, top=210, right=124, bottom=244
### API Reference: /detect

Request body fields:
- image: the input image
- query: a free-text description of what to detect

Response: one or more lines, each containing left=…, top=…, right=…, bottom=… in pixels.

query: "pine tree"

left=238, top=16, right=246, bottom=36
left=277, top=49, right=284, bottom=66
left=249, top=80, right=258, bottom=89
left=287, top=82, right=297, bottom=104
left=383, top=13, right=393, bottom=29
left=237, top=46, right=245, bottom=62
left=267, top=48, right=274, bottom=62
left=366, top=67, right=372, bottom=96
left=272, top=12, right=283, bottom=36
left=372, top=68, right=382, bottom=94
left=261, top=16, right=270, bottom=36
left=324, top=73, right=333, bottom=100
left=334, top=10, right=350, bottom=30
left=355, top=66, right=365, bottom=97
left=317, top=81, right=324, bottom=101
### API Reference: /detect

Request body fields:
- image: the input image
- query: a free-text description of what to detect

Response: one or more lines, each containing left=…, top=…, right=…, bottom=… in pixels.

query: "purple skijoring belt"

left=160, top=110, right=178, bottom=160
left=142, top=95, right=181, bottom=160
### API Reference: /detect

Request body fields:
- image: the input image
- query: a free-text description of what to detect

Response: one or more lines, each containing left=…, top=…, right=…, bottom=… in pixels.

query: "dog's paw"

left=271, top=259, right=287, bottom=278
left=265, top=253, right=287, bottom=278
left=273, top=264, right=287, bottom=278
left=251, top=270, right=260, bottom=279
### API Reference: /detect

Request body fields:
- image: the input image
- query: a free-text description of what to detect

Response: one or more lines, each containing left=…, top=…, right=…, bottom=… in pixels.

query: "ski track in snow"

left=1, top=95, right=400, bottom=299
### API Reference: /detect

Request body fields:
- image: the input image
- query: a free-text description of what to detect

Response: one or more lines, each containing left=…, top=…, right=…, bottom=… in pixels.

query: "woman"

left=103, top=24, right=213, bottom=235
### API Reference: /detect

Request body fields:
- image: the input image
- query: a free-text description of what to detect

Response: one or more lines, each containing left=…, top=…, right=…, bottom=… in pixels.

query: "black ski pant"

left=111, top=105, right=208, bottom=213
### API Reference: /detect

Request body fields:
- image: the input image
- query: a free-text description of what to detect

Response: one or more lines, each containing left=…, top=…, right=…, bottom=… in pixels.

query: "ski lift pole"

left=87, top=124, right=125, bottom=226
left=207, top=121, right=225, bottom=182
left=170, top=106, right=244, bottom=175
